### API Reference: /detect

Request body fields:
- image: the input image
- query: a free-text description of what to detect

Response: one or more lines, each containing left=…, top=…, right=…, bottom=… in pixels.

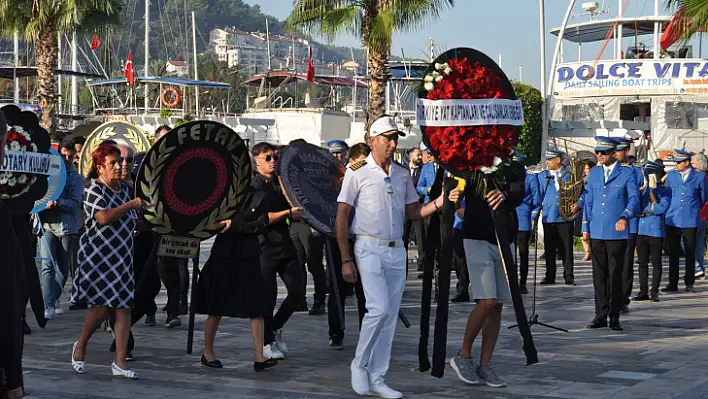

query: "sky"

left=247, top=0, right=695, bottom=90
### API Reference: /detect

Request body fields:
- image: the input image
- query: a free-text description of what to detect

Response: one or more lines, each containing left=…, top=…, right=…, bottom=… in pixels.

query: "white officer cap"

left=369, top=116, right=406, bottom=138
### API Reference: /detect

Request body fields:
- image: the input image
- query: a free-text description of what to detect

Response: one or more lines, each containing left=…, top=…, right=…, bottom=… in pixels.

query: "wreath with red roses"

left=418, top=49, right=522, bottom=180
left=0, top=125, right=39, bottom=199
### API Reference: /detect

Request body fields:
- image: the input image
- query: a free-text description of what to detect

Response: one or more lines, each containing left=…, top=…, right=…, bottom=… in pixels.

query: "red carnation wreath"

left=421, top=57, right=519, bottom=175
left=0, top=125, right=39, bottom=199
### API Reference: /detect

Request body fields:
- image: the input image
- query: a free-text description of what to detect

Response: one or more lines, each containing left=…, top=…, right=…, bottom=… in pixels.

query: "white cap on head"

left=419, top=142, right=427, bottom=151
left=369, top=116, right=406, bottom=138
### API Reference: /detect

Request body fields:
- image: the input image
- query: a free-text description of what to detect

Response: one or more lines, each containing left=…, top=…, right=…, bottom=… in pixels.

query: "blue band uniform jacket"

left=581, top=164, right=640, bottom=240
left=623, top=164, right=644, bottom=235
left=638, top=185, right=671, bottom=238
left=537, top=166, right=570, bottom=224
left=415, top=162, right=437, bottom=204
left=664, top=168, right=708, bottom=229
left=517, top=171, right=542, bottom=232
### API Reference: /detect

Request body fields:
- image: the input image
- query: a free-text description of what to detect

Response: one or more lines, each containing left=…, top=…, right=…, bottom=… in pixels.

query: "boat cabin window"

left=665, top=102, right=708, bottom=130
left=561, top=104, right=605, bottom=121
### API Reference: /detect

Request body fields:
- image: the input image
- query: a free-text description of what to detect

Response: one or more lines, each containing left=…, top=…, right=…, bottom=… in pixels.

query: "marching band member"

left=336, top=116, right=459, bottom=398
left=582, top=137, right=639, bottom=331
left=614, top=137, right=643, bottom=311
left=328, top=139, right=349, bottom=164
left=662, top=149, right=708, bottom=294
left=633, top=161, right=670, bottom=302
left=537, top=149, right=575, bottom=285
left=513, top=152, right=541, bottom=294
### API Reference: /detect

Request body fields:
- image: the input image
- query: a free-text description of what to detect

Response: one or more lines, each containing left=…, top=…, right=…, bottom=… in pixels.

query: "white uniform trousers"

left=352, top=238, right=407, bottom=381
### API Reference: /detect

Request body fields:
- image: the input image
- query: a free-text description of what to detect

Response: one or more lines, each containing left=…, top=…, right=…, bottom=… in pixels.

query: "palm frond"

left=390, top=0, right=454, bottom=32
left=366, top=7, right=393, bottom=52
left=666, top=0, right=708, bottom=39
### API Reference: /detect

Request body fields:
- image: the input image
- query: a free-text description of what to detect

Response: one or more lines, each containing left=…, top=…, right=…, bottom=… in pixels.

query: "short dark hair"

left=406, top=147, right=419, bottom=156
left=72, top=136, right=86, bottom=146
left=59, top=139, right=75, bottom=152
left=349, top=143, right=371, bottom=160
left=288, top=139, right=306, bottom=146
left=155, top=125, right=170, bottom=135
left=251, top=142, right=275, bottom=157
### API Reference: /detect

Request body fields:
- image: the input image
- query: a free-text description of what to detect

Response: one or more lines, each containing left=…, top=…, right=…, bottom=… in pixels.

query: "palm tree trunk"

left=37, top=23, right=57, bottom=138
left=367, top=45, right=388, bottom=129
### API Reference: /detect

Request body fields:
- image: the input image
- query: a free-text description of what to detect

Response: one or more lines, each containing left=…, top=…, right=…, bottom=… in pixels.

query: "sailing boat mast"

left=144, top=0, right=150, bottom=112
left=192, top=11, right=199, bottom=115
left=71, top=32, right=78, bottom=113
left=13, top=30, right=19, bottom=103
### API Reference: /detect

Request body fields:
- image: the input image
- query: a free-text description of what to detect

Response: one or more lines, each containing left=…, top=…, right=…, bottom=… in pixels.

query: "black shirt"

left=461, top=163, right=526, bottom=244
left=252, top=173, right=296, bottom=260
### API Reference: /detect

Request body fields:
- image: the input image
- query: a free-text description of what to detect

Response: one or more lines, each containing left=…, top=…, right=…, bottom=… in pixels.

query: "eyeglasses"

left=595, top=150, right=611, bottom=156
left=262, top=154, right=279, bottom=162
left=384, top=176, right=393, bottom=195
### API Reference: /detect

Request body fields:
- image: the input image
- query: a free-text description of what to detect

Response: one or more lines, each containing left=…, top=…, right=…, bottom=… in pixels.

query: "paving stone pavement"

left=20, top=241, right=708, bottom=399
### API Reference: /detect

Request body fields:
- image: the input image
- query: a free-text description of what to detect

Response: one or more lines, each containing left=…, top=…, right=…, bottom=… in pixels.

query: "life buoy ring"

left=161, top=88, right=180, bottom=108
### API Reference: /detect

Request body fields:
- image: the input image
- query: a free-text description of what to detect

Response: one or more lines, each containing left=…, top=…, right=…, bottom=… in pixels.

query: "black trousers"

left=665, top=225, right=697, bottom=288
left=636, top=235, right=663, bottom=296
left=321, top=237, right=353, bottom=339
left=516, top=230, right=532, bottom=286
left=404, top=219, right=425, bottom=270
left=157, top=256, right=182, bottom=317
left=622, top=233, right=638, bottom=304
left=590, top=239, right=626, bottom=320
left=543, top=222, right=574, bottom=282
left=290, top=222, right=327, bottom=303
left=452, top=229, right=469, bottom=295
left=261, top=255, right=304, bottom=344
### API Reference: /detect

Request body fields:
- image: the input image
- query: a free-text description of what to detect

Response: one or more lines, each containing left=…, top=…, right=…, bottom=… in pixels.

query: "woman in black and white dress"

left=70, top=144, right=146, bottom=379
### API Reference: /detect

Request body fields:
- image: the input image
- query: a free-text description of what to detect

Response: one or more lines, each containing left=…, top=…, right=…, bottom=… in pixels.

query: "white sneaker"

left=44, top=307, right=56, bottom=320
left=274, top=329, right=288, bottom=354
left=350, top=362, right=370, bottom=396
left=263, top=342, right=285, bottom=360
left=369, top=378, right=403, bottom=399
left=55, top=300, right=64, bottom=315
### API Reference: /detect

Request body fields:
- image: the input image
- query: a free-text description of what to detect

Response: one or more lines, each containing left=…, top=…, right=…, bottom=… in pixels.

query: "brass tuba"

left=558, top=157, right=586, bottom=221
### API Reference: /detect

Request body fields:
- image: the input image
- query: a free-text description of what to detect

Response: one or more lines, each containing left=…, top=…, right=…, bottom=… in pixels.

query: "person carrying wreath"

left=193, top=185, right=278, bottom=372
left=70, top=144, right=147, bottom=379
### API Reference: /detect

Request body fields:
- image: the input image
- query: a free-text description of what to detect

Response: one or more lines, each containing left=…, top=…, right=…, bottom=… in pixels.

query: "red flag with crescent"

left=90, top=32, right=101, bottom=51
left=124, top=51, right=135, bottom=86
left=306, top=46, right=315, bottom=83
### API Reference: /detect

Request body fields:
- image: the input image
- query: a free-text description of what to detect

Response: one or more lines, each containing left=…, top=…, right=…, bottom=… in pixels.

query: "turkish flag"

left=661, top=11, right=689, bottom=51
left=306, top=46, right=315, bottom=83
left=124, top=51, right=135, bottom=86
left=90, top=32, right=101, bottom=51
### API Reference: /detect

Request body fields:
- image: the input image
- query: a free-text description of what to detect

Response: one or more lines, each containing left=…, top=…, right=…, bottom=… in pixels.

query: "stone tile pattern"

left=21, top=241, right=708, bottom=399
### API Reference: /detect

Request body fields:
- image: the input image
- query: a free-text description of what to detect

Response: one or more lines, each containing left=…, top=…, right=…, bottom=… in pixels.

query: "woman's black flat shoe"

left=201, top=354, right=223, bottom=368
left=254, top=358, right=278, bottom=372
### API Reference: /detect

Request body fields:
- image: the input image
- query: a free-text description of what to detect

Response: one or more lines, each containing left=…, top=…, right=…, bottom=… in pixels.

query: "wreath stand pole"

left=186, top=244, right=200, bottom=354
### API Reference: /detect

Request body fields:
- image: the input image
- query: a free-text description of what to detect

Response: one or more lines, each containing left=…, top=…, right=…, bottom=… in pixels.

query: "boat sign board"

left=555, top=59, right=708, bottom=98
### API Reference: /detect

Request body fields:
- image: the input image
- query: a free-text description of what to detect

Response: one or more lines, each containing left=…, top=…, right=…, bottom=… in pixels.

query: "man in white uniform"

left=336, top=116, right=459, bottom=398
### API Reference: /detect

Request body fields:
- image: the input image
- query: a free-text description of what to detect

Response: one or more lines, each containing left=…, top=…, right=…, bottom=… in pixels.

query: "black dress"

left=0, top=202, right=23, bottom=393
left=194, top=189, right=271, bottom=318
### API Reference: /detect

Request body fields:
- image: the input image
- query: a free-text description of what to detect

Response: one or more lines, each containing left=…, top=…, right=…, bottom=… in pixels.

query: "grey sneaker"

left=450, top=354, right=480, bottom=385
left=477, top=364, right=506, bottom=387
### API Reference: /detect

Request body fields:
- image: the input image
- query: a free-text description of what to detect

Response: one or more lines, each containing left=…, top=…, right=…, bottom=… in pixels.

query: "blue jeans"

left=40, top=231, right=75, bottom=308
left=696, top=220, right=708, bottom=271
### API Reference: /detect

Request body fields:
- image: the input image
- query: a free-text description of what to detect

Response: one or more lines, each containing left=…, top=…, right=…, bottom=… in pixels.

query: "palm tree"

left=666, top=0, right=708, bottom=39
left=287, top=0, right=454, bottom=136
left=0, top=0, right=124, bottom=137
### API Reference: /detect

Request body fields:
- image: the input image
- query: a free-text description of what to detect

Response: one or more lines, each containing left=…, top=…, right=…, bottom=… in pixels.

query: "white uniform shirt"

left=338, top=154, right=419, bottom=241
